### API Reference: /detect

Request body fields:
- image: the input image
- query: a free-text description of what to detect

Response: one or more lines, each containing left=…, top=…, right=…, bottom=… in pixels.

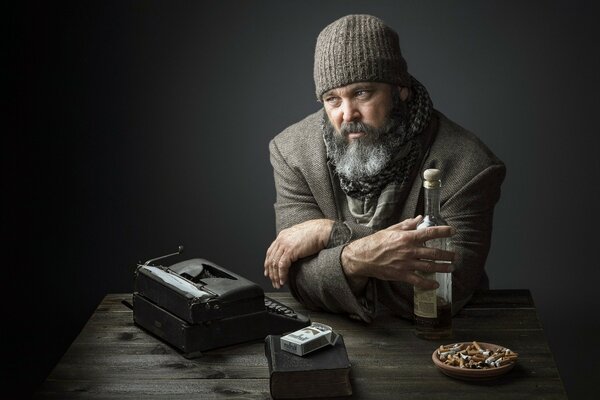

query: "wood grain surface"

left=35, top=290, right=567, bottom=399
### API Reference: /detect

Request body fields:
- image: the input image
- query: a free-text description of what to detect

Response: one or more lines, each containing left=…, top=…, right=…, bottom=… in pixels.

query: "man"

left=264, top=15, right=505, bottom=322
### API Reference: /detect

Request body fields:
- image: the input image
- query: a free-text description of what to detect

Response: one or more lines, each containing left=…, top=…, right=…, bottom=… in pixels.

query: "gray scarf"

left=323, top=76, right=433, bottom=200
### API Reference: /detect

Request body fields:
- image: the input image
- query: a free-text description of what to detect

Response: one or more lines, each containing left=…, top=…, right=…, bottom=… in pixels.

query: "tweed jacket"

left=269, top=110, right=505, bottom=322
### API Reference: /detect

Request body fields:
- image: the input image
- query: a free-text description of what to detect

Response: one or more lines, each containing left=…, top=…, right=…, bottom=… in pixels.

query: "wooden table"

left=35, top=290, right=567, bottom=399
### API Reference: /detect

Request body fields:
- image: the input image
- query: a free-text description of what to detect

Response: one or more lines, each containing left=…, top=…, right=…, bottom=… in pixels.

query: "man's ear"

left=399, top=86, right=410, bottom=102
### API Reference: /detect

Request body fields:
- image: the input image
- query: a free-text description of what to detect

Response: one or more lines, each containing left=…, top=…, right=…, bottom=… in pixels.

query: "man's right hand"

left=340, top=216, right=456, bottom=293
left=264, top=219, right=334, bottom=289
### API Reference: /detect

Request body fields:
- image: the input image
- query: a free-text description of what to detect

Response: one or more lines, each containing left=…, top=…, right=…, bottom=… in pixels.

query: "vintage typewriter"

left=132, top=247, right=310, bottom=358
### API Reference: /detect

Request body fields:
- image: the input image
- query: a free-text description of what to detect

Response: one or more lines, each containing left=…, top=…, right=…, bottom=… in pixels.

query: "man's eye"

left=326, top=97, right=340, bottom=105
left=354, top=89, right=371, bottom=100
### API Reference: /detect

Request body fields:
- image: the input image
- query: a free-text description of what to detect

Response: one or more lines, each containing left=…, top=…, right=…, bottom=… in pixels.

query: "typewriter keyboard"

left=265, top=296, right=298, bottom=319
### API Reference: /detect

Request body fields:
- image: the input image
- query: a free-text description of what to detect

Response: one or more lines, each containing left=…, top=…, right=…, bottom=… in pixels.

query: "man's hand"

left=341, top=216, right=456, bottom=293
left=264, top=219, right=334, bottom=288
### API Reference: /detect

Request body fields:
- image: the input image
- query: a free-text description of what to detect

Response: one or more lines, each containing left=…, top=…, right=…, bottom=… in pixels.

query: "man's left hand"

left=264, top=219, right=334, bottom=288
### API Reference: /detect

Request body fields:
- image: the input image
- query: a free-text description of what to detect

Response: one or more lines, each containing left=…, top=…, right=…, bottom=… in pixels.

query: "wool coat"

left=269, top=110, right=505, bottom=322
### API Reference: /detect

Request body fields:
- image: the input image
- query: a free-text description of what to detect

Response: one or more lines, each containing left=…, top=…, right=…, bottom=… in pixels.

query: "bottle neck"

left=424, top=187, right=441, bottom=218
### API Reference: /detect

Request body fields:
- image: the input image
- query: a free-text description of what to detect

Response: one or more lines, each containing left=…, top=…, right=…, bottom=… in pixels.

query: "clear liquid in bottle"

left=414, top=169, right=453, bottom=340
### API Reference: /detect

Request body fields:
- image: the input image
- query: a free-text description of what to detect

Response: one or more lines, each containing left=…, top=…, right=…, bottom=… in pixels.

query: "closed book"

left=264, top=334, right=352, bottom=399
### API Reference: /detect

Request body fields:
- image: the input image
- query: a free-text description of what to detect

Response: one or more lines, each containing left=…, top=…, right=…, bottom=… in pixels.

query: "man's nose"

left=341, top=100, right=360, bottom=123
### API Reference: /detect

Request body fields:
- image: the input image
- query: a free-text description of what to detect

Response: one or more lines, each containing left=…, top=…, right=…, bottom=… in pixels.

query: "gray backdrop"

left=6, top=1, right=598, bottom=398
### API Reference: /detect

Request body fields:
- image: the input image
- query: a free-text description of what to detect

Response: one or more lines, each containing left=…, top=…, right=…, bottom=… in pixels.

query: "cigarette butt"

left=443, top=341, right=518, bottom=369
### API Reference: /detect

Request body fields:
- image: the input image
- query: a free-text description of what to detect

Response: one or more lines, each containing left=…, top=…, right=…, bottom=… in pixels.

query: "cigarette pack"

left=280, top=322, right=339, bottom=356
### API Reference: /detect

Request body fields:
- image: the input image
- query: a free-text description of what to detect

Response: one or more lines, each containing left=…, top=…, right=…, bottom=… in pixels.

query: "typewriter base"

left=133, top=293, right=310, bottom=357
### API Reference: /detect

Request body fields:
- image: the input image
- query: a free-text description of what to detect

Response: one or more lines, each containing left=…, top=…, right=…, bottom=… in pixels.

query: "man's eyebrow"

left=323, top=83, right=376, bottom=98
left=352, top=83, right=376, bottom=90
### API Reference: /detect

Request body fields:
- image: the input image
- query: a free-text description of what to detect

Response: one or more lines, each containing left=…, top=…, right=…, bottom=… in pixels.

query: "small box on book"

left=264, top=334, right=352, bottom=399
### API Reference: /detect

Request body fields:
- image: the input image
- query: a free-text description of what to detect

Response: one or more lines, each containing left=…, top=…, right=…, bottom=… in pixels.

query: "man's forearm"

left=287, top=245, right=377, bottom=323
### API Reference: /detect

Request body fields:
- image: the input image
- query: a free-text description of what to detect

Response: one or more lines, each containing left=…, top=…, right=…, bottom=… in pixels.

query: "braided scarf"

left=323, top=76, right=433, bottom=200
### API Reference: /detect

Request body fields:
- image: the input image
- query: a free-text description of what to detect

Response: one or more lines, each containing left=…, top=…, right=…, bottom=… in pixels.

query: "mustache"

left=339, top=121, right=379, bottom=138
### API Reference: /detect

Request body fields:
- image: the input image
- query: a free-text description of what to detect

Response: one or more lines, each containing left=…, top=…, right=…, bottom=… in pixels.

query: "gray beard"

left=322, top=96, right=409, bottom=181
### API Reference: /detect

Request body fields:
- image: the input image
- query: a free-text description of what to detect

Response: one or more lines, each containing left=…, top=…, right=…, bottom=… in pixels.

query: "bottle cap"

left=423, top=168, right=441, bottom=188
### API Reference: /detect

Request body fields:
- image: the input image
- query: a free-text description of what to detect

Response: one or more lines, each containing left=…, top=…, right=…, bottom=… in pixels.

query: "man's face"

left=321, top=82, right=409, bottom=181
left=322, top=82, right=394, bottom=141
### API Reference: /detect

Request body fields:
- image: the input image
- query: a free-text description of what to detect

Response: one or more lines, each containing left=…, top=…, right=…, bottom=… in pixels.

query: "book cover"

left=264, top=334, right=352, bottom=399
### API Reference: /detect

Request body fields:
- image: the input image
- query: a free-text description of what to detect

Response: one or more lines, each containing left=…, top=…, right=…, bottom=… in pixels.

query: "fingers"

left=412, top=259, right=454, bottom=274
left=271, top=255, right=292, bottom=289
left=371, top=265, right=440, bottom=290
left=264, top=243, right=275, bottom=277
left=389, top=215, right=423, bottom=231
left=270, top=248, right=282, bottom=289
left=411, top=246, right=456, bottom=263
left=278, top=256, right=291, bottom=287
left=264, top=242, right=280, bottom=280
left=264, top=242, right=281, bottom=288
left=372, top=260, right=452, bottom=282
left=411, top=225, right=455, bottom=243
left=410, top=272, right=440, bottom=290
left=271, top=265, right=279, bottom=289
left=264, top=241, right=292, bottom=289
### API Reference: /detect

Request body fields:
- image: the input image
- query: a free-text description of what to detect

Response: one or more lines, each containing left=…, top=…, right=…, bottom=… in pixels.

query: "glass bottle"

left=413, top=168, right=453, bottom=339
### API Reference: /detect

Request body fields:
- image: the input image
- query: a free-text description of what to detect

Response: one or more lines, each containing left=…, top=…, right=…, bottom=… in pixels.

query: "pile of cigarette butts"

left=437, top=341, right=518, bottom=369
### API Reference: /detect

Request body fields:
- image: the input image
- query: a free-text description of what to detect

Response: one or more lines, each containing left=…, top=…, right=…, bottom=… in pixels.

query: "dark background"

left=6, top=0, right=598, bottom=398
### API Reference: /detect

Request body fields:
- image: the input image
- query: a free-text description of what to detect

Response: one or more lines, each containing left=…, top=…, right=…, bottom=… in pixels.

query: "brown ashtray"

left=432, top=342, right=517, bottom=381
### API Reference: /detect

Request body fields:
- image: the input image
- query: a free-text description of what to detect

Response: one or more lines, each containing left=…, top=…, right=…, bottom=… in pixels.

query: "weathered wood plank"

left=98, top=291, right=536, bottom=314
left=36, top=375, right=566, bottom=400
left=35, top=379, right=272, bottom=399
left=65, top=328, right=552, bottom=354
left=47, top=324, right=560, bottom=383
left=94, top=295, right=132, bottom=313
left=46, top=351, right=561, bottom=382
left=82, top=306, right=542, bottom=332
left=464, top=289, right=534, bottom=308
left=350, top=377, right=567, bottom=400
left=267, top=290, right=538, bottom=311
left=36, top=290, right=566, bottom=400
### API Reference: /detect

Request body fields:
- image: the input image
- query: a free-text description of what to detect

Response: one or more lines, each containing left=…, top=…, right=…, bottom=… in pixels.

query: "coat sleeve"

left=442, top=163, right=506, bottom=311
left=269, top=138, right=377, bottom=322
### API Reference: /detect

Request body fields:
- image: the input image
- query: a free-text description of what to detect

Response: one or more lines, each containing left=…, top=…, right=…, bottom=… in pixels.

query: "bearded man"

left=264, top=14, right=505, bottom=322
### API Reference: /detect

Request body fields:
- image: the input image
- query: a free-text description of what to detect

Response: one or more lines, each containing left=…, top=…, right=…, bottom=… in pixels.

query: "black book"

left=264, top=334, right=352, bottom=399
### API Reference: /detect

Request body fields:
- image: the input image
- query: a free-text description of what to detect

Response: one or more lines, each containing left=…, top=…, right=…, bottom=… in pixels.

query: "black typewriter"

left=132, top=247, right=310, bottom=358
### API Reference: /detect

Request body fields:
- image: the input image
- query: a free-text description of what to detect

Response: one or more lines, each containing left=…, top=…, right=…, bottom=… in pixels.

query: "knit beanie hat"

left=314, top=14, right=410, bottom=99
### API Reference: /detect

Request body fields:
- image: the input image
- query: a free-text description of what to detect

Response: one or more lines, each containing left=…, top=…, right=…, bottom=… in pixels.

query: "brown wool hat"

left=313, top=14, right=410, bottom=100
